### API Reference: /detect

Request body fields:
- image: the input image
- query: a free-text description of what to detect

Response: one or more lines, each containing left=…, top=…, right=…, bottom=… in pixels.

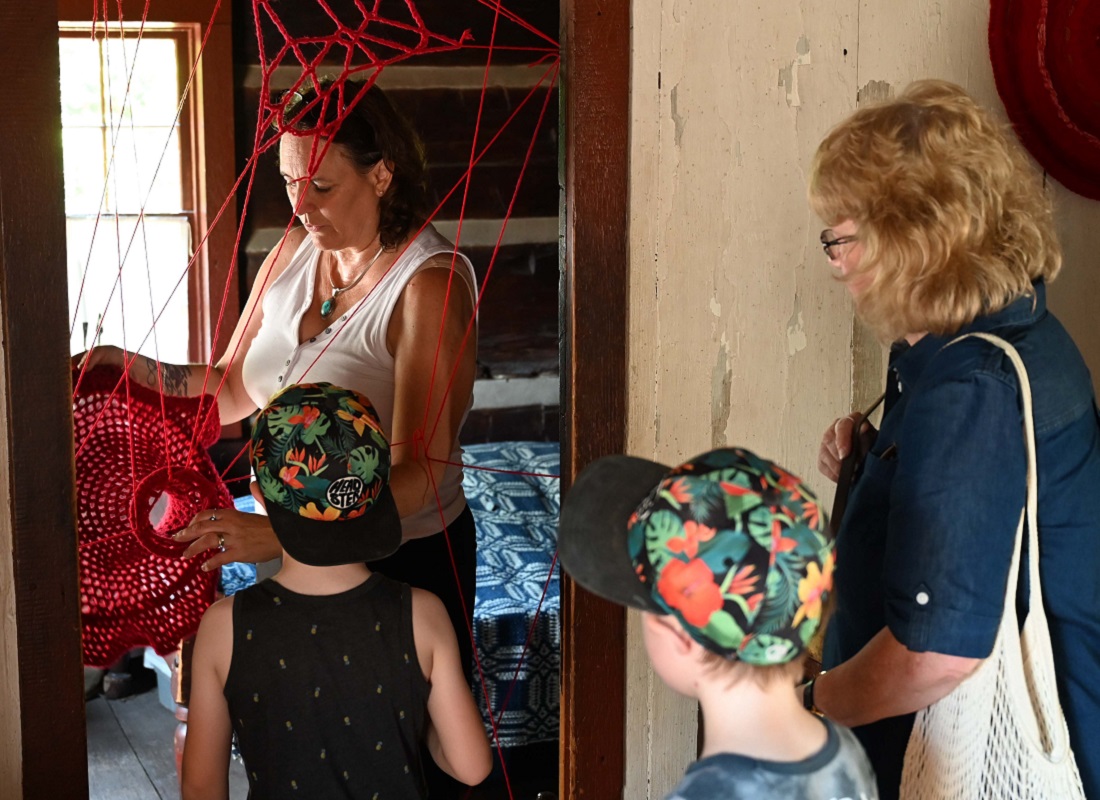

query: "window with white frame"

left=60, top=26, right=196, bottom=363
left=58, top=0, right=237, bottom=369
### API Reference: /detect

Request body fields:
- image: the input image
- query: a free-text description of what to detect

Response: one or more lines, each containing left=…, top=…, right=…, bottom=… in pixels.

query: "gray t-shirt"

left=665, top=718, right=878, bottom=800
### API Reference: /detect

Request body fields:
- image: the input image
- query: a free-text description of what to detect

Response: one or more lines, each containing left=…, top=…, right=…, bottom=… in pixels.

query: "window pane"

left=103, top=37, right=180, bottom=127
left=107, top=126, right=183, bottom=214
left=67, top=215, right=192, bottom=364
left=60, top=34, right=185, bottom=215
left=62, top=128, right=107, bottom=215
left=61, top=28, right=192, bottom=361
left=59, top=37, right=105, bottom=127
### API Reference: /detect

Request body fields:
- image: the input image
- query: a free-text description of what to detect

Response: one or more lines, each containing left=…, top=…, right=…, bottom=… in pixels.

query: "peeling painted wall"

left=625, top=0, right=1100, bottom=796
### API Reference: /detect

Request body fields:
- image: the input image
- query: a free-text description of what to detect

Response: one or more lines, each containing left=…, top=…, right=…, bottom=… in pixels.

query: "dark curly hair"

left=277, top=78, right=431, bottom=249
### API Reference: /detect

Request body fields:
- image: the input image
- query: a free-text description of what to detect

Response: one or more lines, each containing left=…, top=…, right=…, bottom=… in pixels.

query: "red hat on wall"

left=989, top=0, right=1100, bottom=200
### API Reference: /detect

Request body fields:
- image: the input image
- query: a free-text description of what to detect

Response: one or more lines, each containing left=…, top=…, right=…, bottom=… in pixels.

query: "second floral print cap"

left=250, top=382, right=402, bottom=566
left=558, top=447, right=834, bottom=665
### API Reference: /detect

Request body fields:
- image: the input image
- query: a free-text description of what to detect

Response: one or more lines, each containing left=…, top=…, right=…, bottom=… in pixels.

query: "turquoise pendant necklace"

left=320, top=245, right=385, bottom=318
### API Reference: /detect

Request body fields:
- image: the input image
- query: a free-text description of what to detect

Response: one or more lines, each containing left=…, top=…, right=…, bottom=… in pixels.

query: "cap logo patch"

left=326, top=475, right=365, bottom=510
left=249, top=382, right=400, bottom=565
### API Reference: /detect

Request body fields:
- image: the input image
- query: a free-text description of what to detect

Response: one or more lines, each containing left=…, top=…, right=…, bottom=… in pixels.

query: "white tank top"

left=242, top=224, right=476, bottom=538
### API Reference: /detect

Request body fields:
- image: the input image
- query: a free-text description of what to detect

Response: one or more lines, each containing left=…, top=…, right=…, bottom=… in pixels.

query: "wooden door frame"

left=0, top=0, right=236, bottom=794
left=560, top=0, right=631, bottom=797
left=0, top=0, right=87, bottom=796
left=2, top=0, right=632, bottom=794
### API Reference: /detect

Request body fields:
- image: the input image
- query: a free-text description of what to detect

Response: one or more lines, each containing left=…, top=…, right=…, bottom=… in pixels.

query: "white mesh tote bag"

left=899, top=332, right=1086, bottom=800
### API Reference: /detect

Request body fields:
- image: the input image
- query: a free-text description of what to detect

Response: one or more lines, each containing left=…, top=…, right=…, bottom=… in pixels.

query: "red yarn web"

left=69, top=0, right=561, bottom=793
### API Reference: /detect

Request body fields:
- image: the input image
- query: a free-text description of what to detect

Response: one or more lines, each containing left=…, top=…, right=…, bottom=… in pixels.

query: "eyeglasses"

left=820, top=229, right=858, bottom=260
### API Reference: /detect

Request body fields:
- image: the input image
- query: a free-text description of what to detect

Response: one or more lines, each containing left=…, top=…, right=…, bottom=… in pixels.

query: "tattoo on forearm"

left=143, top=357, right=190, bottom=396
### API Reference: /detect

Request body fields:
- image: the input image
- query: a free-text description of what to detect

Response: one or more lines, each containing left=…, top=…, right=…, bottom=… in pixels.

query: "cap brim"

left=558, top=455, right=671, bottom=613
left=267, top=486, right=402, bottom=566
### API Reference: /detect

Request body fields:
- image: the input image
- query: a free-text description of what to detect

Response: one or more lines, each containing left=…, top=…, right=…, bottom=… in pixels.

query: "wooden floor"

left=87, top=686, right=557, bottom=799
left=86, top=689, right=249, bottom=799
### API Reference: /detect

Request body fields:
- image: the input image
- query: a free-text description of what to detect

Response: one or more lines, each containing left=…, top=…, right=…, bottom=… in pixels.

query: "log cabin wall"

left=228, top=0, right=561, bottom=445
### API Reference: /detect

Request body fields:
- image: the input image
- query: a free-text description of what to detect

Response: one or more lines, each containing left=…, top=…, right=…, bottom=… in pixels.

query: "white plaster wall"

left=627, top=1, right=859, bottom=795
left=626, top=0, right=1100, bottom=796
left=1047, top=186, right=1100, bottom=397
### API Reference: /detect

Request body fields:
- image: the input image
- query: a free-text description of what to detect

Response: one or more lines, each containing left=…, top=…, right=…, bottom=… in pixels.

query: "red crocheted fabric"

left=74, top=366, right=231, bottom=667
left=990, top=0, right=1100, bottom=200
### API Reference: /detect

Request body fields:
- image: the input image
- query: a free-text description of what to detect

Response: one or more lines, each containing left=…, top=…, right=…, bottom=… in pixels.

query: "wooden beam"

left=0, top=0, right=87, bottom=796
left=560, top=0, right=630, bottom=796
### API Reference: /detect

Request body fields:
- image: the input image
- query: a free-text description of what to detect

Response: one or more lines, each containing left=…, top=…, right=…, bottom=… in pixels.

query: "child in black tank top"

left=181, top=383, right=491, bottom=799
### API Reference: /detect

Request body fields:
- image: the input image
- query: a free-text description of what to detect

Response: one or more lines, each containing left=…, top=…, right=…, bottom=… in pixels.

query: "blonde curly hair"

left=809, top=80, right=1061, bottom=342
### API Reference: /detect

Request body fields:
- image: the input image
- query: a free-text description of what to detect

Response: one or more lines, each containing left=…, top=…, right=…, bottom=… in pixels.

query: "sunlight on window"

left=60, top=33, right=191, bottom=362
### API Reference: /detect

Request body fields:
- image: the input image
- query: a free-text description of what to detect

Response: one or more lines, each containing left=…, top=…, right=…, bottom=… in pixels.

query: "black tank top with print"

left=225, top=573, right=429, bottom=799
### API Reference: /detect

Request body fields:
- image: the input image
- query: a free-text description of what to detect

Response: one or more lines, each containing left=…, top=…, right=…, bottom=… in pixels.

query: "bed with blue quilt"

left=461, top=441, right=560, bottom=749
left=226, top=440, right=561, bottom=750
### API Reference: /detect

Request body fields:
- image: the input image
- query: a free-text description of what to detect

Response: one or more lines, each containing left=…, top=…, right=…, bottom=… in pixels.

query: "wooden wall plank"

left=237, top=86, right=559, bottom=227
left=0, top=0, right=87, bottom=796
left=193, top=5, right=241, bottom=368
left=560, top=0, right=631, bottom=796
left=234, top=0, right=559, bottom=67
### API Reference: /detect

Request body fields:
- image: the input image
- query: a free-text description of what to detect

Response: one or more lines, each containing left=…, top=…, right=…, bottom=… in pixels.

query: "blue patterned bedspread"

left=462, top=441, right=560, bottom=749
left=229, top=441, right=561, bottom=749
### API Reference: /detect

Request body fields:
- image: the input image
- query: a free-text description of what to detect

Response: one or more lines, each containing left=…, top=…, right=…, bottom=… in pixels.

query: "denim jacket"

left=823, top=282, right=1100, bottom=799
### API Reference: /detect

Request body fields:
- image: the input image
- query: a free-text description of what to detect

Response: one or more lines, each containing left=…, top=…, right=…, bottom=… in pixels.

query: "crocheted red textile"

left=74, top=366, right=231, bottom=667
left=990, top=0, right=1100, bottom=200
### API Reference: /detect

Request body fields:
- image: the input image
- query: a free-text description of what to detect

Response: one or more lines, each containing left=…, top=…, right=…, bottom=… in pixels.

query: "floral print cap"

left=249, top=382, right=401, bottom=565
left=628, top=447, right=832, bottom=665
left=560, top=446, right=833, bottom=667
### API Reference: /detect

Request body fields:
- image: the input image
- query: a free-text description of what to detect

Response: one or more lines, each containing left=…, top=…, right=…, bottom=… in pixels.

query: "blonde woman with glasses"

left=806, top=80, right=1100, bottom=799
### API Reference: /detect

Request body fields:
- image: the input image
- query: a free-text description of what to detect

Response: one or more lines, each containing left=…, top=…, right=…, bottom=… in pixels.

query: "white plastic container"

left=142, top=647, right=175, bottom=712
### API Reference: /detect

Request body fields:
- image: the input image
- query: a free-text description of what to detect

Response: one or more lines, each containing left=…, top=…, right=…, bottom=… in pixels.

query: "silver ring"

left=217, top=533, right=226, bottom=552
left=209, top=513, right=218, bottom=522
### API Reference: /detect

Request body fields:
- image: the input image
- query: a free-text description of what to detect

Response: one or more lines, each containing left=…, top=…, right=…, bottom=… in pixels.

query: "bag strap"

left=829, top=391, right=885, bottom=537
left=946, top=332, right=1071, bottom=760
left=948, top=333, right=1040, bottom=612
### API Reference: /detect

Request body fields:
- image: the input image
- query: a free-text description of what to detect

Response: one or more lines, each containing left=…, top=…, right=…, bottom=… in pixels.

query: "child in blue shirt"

left=558, top=447, right=877, bottom=799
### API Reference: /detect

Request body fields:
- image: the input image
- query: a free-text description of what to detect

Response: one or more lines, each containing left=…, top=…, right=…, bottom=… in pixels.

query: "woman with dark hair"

left=81, top=78, right=480, bottom=748
left=804, top=80, right=1100, bottom=799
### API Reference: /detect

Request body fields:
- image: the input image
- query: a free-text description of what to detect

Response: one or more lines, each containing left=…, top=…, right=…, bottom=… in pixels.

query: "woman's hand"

left=174, top=508, right=282, bottom=571
left=818, top=413, right=878, bottom=482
